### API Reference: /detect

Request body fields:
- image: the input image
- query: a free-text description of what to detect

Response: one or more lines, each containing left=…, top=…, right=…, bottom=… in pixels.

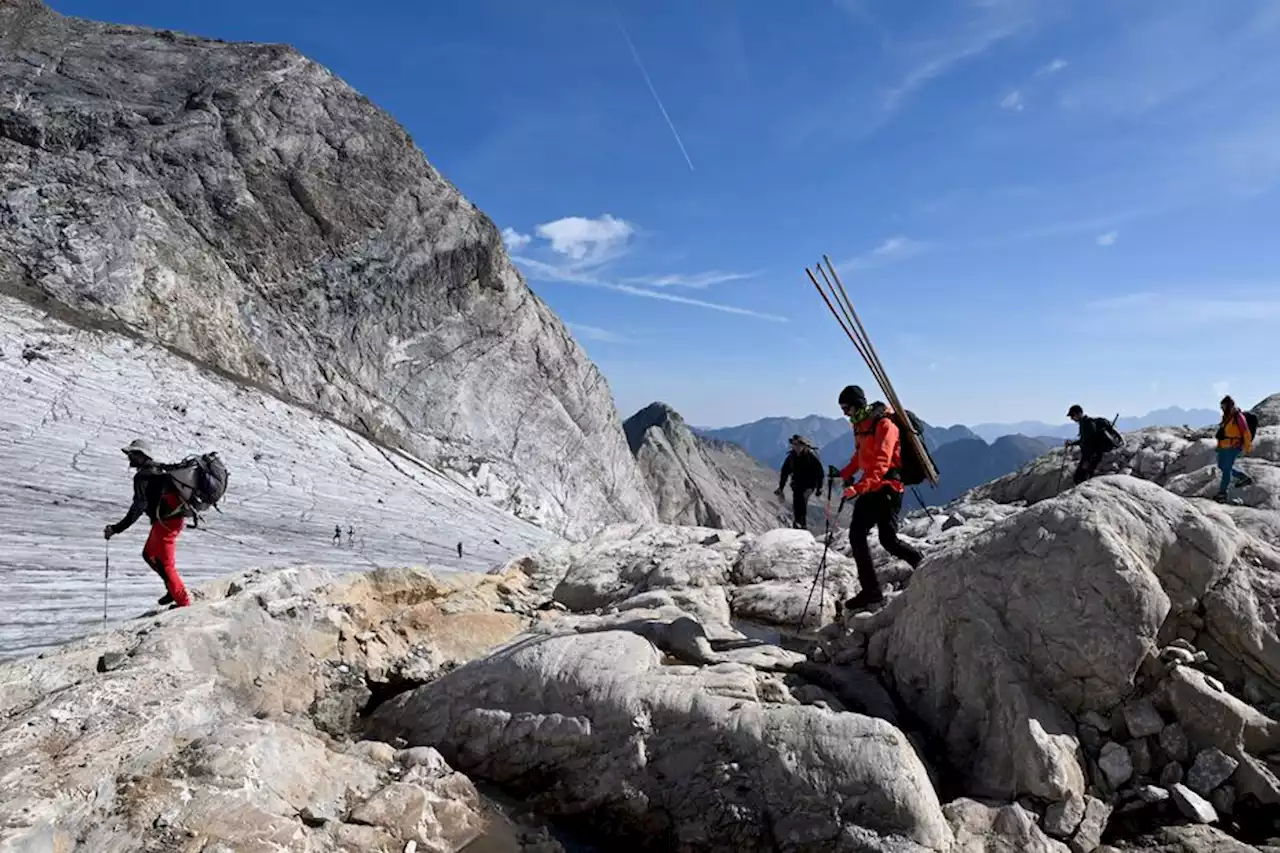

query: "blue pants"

left=1217, top=448, right=1245, bottom=494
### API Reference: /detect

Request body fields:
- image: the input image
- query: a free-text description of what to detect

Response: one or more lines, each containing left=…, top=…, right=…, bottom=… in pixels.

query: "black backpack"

left=870, top=408, right=931, bottom=486
left=165, top=452, right=229, bottom=518
left=1094, top=416, right=1123, bottom=452
left=1244, top=411, right=1259, bottom=438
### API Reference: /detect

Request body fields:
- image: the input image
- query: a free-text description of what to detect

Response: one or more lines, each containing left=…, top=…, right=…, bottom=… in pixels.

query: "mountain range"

left=696, top=404, right=1219, bottom=508
left=968, top=407, right=1219, bottom=442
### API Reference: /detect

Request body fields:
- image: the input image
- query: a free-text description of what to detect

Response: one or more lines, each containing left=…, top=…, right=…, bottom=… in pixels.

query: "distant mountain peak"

left=624, top=402, right=684, bottom=453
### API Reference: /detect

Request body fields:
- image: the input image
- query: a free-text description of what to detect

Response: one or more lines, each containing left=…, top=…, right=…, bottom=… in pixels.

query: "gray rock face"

left=528, top=522, right=864, bottom=631
left=860, top=477, right=1240, bottom=801
left=624, top=403, right=793, bottom=534
left=0, top=0, right=656, bottom=538
left=945, top=798, right=1069, bottom=853
left=1170, top=783, right=1218, bottom=824
left=969, top=401, right=1280, bottom=514
left=0, top=564, right=545, bottom=851
left=367, top=629, right=955, bottom=853
left=1187, top=747, right=1241, bottom=795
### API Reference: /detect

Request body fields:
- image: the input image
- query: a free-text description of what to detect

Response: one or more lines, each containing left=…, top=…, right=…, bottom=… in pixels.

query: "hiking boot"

left=1213, top=492, right=1228, bottom=504
left=1236, top=472, right=1254, bottom=488
left=157, top=593, right=174, bottom=606
left=844, top=588, right=884, bottom=613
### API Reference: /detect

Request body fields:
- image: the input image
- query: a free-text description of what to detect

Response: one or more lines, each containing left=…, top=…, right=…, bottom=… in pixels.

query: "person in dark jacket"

left=1064, top=404, right=1111, bottom=484
left=103, top=438, right=191, bottom=607
left=836, top=385, right=922, bottom=611
left=775, top=434, right=824, bottom=529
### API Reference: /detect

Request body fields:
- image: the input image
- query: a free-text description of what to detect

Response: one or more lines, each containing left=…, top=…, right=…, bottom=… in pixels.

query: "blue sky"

left=52, top=0, right=1280, bottom=427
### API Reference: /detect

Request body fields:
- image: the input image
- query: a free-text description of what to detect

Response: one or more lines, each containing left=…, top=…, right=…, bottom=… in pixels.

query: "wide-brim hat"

left=121, top=438, right=154, bottom=457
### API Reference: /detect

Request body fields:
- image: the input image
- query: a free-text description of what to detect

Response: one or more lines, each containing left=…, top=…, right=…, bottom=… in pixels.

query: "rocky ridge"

left=3, top=396, right=1280, bottom=851
left=624, top=402, right=806, bottom=534
left=0, top=565, right=574, bottom=852
left=0, top=0, right=656, bottom=538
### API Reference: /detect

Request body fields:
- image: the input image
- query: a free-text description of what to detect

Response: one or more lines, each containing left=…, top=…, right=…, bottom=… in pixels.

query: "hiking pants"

left=848, top=487, right=921, bottom=596
left=791, top=487, right=813, bottom=529
left=143, top=514, right=189, bottom=607
left=1217, top=448, right=1246, bottom=495
left=1073, top=450, right=1104, bottom=485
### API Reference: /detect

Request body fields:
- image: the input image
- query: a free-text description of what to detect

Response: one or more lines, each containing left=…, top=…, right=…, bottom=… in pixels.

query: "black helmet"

left=838, top=385, right=867, bottom=410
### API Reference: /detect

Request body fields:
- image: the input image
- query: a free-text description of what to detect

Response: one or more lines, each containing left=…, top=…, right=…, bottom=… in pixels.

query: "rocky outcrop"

left=526, top=523, right=871, bottom=632
left=970, top=403, right=1280, bottom=514
left=368, top=629, right=954, bottom=853
left=625, top=403, right=796, bottom=534
left=0, top=0, right=656, bottom=538
left=5, top=441, right=1280, bottom=850
left=817, top=461, right=1280, bottom=851
left=0, top=564, right=558, bottom=852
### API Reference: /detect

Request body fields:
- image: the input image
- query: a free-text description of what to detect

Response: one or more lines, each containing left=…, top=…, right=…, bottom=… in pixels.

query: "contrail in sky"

left=614, top=15, right=695, bottom=172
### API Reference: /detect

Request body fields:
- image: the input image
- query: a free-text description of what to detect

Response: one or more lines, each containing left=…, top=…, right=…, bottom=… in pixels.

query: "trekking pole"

left=102, top=541, right=110, bottom=629
left=911, top=487, right=937, bottom=522
left=799, top=479, right=836, bottom=632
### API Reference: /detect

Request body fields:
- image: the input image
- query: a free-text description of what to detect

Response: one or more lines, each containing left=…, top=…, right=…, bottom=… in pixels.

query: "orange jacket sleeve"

left=839, top=450, right=860, bottom=482
left=855, top=416, right=898, bottom=495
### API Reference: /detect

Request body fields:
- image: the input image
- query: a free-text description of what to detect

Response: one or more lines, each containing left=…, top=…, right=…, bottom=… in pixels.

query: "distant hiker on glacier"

left=834, top=385, right=922, bottom=612
left=1064, top=405, right=1121, bottom=485
left=776, top=434, right=824, bottom=529
left=103, top=439, right=191, bottom=608
left=1214, top=395, right=1255, bottom=502
left=332, top=525, right=341, bottom=545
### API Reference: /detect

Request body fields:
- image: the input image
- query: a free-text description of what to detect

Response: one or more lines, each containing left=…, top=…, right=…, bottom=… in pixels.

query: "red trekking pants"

left=143, top=513, right=189, bottom=607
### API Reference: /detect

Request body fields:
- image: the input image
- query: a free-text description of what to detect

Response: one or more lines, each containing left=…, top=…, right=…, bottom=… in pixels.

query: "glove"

left=842, top=484, right=860, bottom=501
left=103, top=524, right=116, bottom=540
left=773, top=488, right=783, bottom=498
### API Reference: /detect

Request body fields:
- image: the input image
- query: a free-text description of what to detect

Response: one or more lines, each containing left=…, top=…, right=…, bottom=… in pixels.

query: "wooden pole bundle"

left=806, top=254, right=940, bottom=487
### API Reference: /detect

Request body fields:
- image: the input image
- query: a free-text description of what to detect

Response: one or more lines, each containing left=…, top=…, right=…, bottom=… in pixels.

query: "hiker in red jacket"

left=103, top=439, right=191, bottom=608
left=836, top=385, right=922, bottom=611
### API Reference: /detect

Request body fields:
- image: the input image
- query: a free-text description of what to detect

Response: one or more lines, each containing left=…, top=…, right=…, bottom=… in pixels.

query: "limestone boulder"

left=861, top=477, right=1240, bottom=801
left=543, top=524, right=743, bottom=612
left=368, top=629, right=955, bottom=853
left=0, top=565, right=536, bottom=852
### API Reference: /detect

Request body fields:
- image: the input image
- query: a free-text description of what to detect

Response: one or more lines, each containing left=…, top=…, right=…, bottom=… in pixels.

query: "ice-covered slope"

left=0, top=0, right=656, bottom=538
left=0, top=293, right=557, bottom=660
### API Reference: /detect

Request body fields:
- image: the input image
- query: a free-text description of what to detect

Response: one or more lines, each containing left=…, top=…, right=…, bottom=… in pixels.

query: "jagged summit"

left=623, top=402, right=799, bottom=534
left=623, top=401, right=683, bottom=453
left=0, top=0, right=655, bottom=538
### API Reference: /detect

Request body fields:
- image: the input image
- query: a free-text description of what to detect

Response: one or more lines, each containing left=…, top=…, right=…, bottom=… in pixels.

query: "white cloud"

left=883, top=1, right=1036, bottom=113
left=567, top=322, right=628, bottom=344
left=838, top=236, right=927, bottom=272
left=1096, top=230, right=1119, bottom=246
left=1212, top=379, right=1230, bottom=398
left=1038, top=58, right=1068, bottom=75
left=535, top=214, right=635, bottom=264
left=513, top=256, right=786, bottom=322
left=1000, top=90, right=1026, bottom=111
left=500, top=227, right=532, bottom=250
left=622, top=271, right=756, bottom=289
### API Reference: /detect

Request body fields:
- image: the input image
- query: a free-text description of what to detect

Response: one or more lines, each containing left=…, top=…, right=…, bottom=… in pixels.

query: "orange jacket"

left=838, top=404, right=905, bottom=496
